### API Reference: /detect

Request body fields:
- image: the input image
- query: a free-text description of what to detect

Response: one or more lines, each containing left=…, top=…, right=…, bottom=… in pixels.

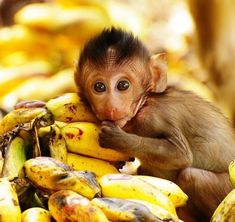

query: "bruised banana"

left=229, top=160, right=235, bottom=187
left=46, top=93, right=99, bottom=123
left=24, top=156, right=101, bottom=199
left=49, top=190, right=109, bottom=222
left=0, top=107, right=47, bottom=135
left=2, top=130, right=32, bottom=180
left=61, top=122, right=129, bottom=161
left=0, top=178, right=21, bottom=222
left=91, top=197, right=180, bottom=222
left=135, top=175, right=188, bottom=207
left=98, top=174, right=177, bottom=216
left=67, top=152, right=119, bottom=178
left=49, top=124, right=67, bottom=163
left=21, top=207, right=51, bottom=222
left=211, top=189, right=235, bottom=222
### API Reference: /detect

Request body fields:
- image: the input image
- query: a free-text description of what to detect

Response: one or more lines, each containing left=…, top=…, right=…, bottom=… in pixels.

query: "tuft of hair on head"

left=77, top=27, right=150, bottom=73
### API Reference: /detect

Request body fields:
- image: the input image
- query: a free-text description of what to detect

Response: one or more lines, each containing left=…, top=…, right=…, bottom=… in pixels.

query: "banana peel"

left=48, top=190, right=109, bottom=222
left=136, top=175, right=188, bottom=207
left=0, top=178, right=21, bottom=222
left=24, top=156, right=101, bottom=199
left=46, top=92, right=98, bottom=123
left=61, top=122, right=129, bottom=161
left=98, top=174, right=177, bottom=216
left=21, top=207, right=51, bottom=222
left=67, top=152, right=119, bottom=178
left=2, top=130, right=32, bottom=179
left=91, top=197, right=179, bottom=222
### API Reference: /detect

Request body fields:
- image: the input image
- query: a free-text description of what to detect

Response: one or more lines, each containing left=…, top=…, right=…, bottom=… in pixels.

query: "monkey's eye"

left=94, top=82, right=106, bottom=92
left=117, top=80, right=130, bottom=91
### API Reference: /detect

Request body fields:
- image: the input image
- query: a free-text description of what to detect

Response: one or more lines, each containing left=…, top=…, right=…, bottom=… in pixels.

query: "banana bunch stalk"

left=0, top=178, right=21, bottom=222
left=91, top=197, right=181, bottom=222
left=21, top=207, right=51, bottom=222
left=24, top=156, right=101, bottom=199
left=48, top=190, right=109, bottom=222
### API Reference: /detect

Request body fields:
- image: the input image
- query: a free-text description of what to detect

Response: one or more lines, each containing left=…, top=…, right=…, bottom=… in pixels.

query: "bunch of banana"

left=24, top=156, right=101, bottom=199
left=98, top=173, right=178, bottom=216
left=0, top=178, right=21, bottom=222
left=91, top=197, right=181, bottom=222
left=21, top=207, right=51, bottom=222
left=48, top=190, right=109, bottom=222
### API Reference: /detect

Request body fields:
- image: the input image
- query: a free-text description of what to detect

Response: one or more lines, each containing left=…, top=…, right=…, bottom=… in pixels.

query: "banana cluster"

left=211, top=160, right=235, bottom=222
left=0, top=92, right=188, bottom=221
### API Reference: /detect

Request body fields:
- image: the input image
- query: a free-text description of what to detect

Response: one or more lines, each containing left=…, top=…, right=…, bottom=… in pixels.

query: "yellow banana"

left=24, top=157, right=101, bottom=199
left=0, top=25, right=53, bottom=57
left=49, top=124, right=67, bottom=163
left=46, top=93, right=98, bottom=123
left=229, top=160, right=235, bottom=187
left=2, top=130, right=32, bottom=179
left=211, top=189, right=235, bottom=222
left=91, top=197, right=180, bottom=222
left=21, top=207, right=51, bottom=222
left=0, top=178, right=21, bottom=222
left=67, top=152, right=119, bottom=178
left=129, top=199, right=182, bottom=222
left=61, top=122, right=129, bottom=161
left=0, top=107, right=47, bottom=135
left=0, top=69, right=76, bottom=108
left=98, top=174, right=177, bottom=216
left=48, top=190, right=109, bottom=222
left=135, top=175, right=188, bottom=207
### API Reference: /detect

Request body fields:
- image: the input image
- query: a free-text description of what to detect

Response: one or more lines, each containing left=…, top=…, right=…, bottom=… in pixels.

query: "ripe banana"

left=24, top=156, right=101, bottom=199
left=0, top=178, right=21, bottom=222
left=21, top=207, right=51, bottom=222
left=49, top=124, right=67, bottom=163
left=98, top=174, right=177, bottom=216
left=135, top=175, right=188, bottom=207
left=48, top=190, right=109, bottom=222
left=0, top=107, right=47, bottom=135
left=211, top=189, right=235, bottom=222
left=61, top=122, right=129, bottom=161
left=2, top=130, right=32, bottom=179
left=46, top=93, right=99, bottom=123
left=67, top=152, right=119, bottom=178
left=91, top=197, right=180, bottom=222
left=229, top=160, right=235, bottom=187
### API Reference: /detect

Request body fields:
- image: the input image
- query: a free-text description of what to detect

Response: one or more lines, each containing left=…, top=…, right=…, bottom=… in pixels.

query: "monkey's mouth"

left=113, top=117, right=131, bottom=128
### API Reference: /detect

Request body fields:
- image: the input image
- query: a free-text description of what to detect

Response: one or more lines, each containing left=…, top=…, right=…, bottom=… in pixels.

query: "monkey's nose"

left=103, top=107, right=120, bottom=121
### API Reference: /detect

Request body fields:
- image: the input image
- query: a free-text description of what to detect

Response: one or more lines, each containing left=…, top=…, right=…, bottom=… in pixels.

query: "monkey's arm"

left=99, top=122, right=193, bottom=170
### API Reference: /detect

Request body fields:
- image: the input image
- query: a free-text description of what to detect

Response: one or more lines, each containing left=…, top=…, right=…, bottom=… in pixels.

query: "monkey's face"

left=81, top=62, right=148, bottom=128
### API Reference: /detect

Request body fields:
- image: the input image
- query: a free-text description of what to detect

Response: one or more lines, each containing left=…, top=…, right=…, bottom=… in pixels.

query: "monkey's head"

left=75, top=27, right=167, bottom=128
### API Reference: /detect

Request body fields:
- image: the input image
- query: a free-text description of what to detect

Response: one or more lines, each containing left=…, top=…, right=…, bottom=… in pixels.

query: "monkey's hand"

left=99, top=121, right=132, bottom=152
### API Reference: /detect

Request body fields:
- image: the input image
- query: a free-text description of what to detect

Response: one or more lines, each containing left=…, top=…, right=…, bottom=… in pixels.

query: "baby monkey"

left=74, top=27, right=235, bottom=221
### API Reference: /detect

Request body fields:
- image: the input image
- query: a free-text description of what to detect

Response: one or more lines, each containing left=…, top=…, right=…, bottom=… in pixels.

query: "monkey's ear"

left=149, top=53, right=167, bottom=93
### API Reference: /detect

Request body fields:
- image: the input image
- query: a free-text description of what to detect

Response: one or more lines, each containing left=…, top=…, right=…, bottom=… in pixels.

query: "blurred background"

left=0, top=0, right=235, bottom=125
